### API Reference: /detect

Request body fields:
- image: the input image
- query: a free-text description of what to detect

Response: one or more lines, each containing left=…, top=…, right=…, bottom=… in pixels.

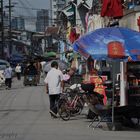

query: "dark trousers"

left=16, top=72, right=21, bottom=80
left=49, top=94, right=60, bottom=114
left=5, top=78, right=12, bottom=88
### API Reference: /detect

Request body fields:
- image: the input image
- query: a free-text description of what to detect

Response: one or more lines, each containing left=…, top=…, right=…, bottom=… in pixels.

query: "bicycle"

left=58, top=87, right=85, bottom=121
left=49, top=93, right=71, bottom=121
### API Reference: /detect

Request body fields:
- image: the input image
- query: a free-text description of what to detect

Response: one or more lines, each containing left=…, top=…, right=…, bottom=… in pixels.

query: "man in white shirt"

left=15, top=63, right=22, bottom=80
left=3, top=65, right=13, bottom=89
left=44, top=61, right=64, bottom=118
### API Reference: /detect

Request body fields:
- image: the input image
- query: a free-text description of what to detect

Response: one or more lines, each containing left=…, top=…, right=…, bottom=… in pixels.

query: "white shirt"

left=15, top=65, right=21, bottom=73
left=4, top=67, right=12, bottom=78
left=44, top=68, right=63, bottom=95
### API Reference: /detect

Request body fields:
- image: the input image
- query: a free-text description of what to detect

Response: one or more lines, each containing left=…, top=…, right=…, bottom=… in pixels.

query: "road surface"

left=0, top=77, right=140, bottom=140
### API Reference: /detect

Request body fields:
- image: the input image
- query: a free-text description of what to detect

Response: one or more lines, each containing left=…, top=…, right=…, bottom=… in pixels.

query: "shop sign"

left=108, top=41, right=125, bottom=58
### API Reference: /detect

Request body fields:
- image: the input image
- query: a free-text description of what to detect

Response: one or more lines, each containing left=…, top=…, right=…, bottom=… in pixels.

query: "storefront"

left=127, top=62, right=140, bottom=106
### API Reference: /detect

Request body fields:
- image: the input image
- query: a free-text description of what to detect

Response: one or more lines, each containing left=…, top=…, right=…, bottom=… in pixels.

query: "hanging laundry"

left=66, top=26, right=71, bottom=40
left=85, top=12, right=95, bottom=32
left=69, top=28, right=80, bottom=44
left=85, top=12, right=104, bottom=33
left=91, top=14, right=104, bottom=30
left=101, top=0, right=123, bottom=18
left=59, top=41, right=67, bottom=62
left=66, top=22, right=71, bottom=40
left=75, top=24, right=84, bottom=37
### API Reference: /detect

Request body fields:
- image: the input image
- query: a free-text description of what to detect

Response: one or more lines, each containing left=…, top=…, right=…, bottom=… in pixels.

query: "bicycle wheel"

left=58, top=99, right=70, bottom=121
left=71, top=99, right=84, bottom=115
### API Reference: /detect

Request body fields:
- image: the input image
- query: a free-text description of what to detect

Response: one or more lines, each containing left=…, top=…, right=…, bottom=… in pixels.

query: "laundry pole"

left=120, top=62, right=127, bottom=106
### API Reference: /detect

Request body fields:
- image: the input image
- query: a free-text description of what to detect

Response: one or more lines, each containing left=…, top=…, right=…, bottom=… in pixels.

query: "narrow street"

left=0, top=77, right=140, bottom=140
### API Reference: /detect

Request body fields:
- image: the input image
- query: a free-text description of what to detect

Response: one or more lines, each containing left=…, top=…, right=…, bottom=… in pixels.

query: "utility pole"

left=43, top=9, right=47, bottom=50
left=0, top=0, right=4, bottom=58
left=9, top=0, right=12, bottom=55
left=50, top=0, right=52, bottom=25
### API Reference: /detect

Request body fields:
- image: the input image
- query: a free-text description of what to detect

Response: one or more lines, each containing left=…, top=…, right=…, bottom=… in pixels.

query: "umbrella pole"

left=112, top=61, right=116, bottom=130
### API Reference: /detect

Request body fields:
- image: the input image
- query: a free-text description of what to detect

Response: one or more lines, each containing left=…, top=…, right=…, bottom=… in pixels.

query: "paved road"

left=0, top=77, right=140, bottom=140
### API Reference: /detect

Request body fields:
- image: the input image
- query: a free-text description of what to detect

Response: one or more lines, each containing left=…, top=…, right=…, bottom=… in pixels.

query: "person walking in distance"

left=15, top=63, right=22, bottom=80
left=35, top=59, right=42, bottom=84
left=44, top=61, right=64, bottom=118
left=3, top=65, right=13, bottom=89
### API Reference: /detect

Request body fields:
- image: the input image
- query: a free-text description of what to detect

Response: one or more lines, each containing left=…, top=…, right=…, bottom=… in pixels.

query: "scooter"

left=23, top=75, right=37, bottom=86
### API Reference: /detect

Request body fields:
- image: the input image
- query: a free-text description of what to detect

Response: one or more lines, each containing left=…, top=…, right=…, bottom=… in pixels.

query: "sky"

left=13, top=0, right=50, bottom=15
left=11, top=0, right=50, bottom=31
left=22, top=0, right=50, bottom=9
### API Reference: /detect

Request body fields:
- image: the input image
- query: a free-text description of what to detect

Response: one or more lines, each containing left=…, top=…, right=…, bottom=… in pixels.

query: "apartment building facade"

left=36, top=9, right=49, bottom=32
left=50, top=0, right=69, bottom=25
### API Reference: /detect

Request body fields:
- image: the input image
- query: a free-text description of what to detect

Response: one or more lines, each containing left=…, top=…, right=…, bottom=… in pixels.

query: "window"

left=54, top=11, right=57, bottom=15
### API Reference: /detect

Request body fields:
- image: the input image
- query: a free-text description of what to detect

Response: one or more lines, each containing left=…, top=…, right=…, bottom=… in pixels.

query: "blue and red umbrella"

left=73, top=27, right=140, bottom=61
left=73, top=27, right=140, bottom=127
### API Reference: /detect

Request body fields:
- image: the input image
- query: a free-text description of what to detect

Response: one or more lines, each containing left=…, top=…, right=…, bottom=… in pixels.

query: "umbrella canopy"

left=73, top=27, right=140, bottom=61
left=43, top=60, right=68, bottom=73
left=73, top=27, right=140, bottom=129
left=43, top=52, right=57, bottom=58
